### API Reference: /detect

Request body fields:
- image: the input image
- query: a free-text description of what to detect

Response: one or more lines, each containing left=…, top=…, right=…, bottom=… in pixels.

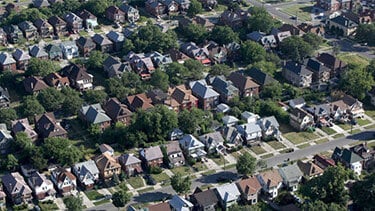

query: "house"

left=332, top=147, right=363, bottom=175
left=104, top=98, right=133, bottom=125
left=282, top=61, right=313, bottom=88
left=32, top=0, right=50, bottom=8
left=94, top=152, right=122, bottom=180
left=20, top=165, right=38, bottom=178
left=205, top=41, right=228, bottom=64
left=0, top=52, right=16, bottom=71
left=23, top=76, right=49, bottom=94
left=165, top=141, right=185, bottom=167
left=175, top=0, right=191, bottom=11
left=305, top=58, right=331, bottom=83
left=72, top=160, right=99, bottom=189
left=145, top=0, right=167, bottom=17
left=274, top=24, right=304, bottom=36
left=165, top=85, right=198, bottom=112
left=199, top=131, right=225, bottom=154
left=258, top=116, right=280, bottom=141
left=326, top=15, right=358, bottom=36
left=169, top=48, right=190, bottom=64
left=12, top=48, right=31, bottom=70
left=297, top=160, right=324, bottom=179
left=60, top=41, right=79, bottom=59
left=221, top=126, right=243, bottom=148
left=298, top=23, right=325, bottom=36
left=316, top=53, right=347, bottom=77
left=92, top=34, right=113, bottom=53
left=272, top=30, right=291, bottom=44
left=61, top=63, right=93, bottom=91
left=34, top=112, right=67, bottom=139
left=126, top=52, right=156, bottom=79
left=148, top=51, right=173, bottom=68
left=126, top=93, right=154, bottom=111
left=118, top=154, right=143, bottom=176
left=169, top=195, right=194, bottom=211
left=247, top=32, right=277, bottom=49
left=179, top=134, right=207, bottom=158
left=241, top=111, right=259, bottom=124
left=29, top=45, right=48, bottom=60
left=63, top=12, right=83, bottom=33
left=106, top=31, right=125, bottom=52
left=189, top=80, right=219, bottom=110
left=33, top=18, right=53, bottom=38
left=45, top=44, right=63, bottom=60
left=219, top=9, right=249, bottom=29
left=119, top=4, right=140, bottom=23
left=180, top=42, right=211, bottom=65
left=288, top=97, right=306, bottom=109
left=278, top=164, right=303, bottom=191
left=313, top=154, right=336, bottom=170
left=27, top=172, right=56, bottom=201
left=216, top=103, right=230, bottom=113
left=105, top=6, right=126, bottom=23
left=0, top=28, right=7, bottom=46
left=2, top=172, right=33, bottom=204
left=236, top=123, right=262, bottom=144
left=236, top=176, right=262, bottom=205
left=78, top=9, right=98, bottom=30
left=50, top=167, right=77, bottom=196
left=0, top=124, right=13, bottom=155
left=18, top=21, right=38, bottom=41
left=139, top=146, right=164, bottom=168
left=222, top=115, right=239, bottom=127
left=246, top=68, right=276, bottom=87
left=107, top=61, right=132, bottom=78
left=350, top=143, right=375, bottom=169
left=146, top=202, right=172, bottom=211
left=342, top=10, right=373, bottom=24
left=170, top=128, right=184, bottom=141
left=190, top=188, right=219, bottom=211
left=256, top=169, right=283, bottom=199
left=289, top=107, right=314, bottom=131
left=3, top=25, right=22, bottom=44
left=332, top=95, right=364, bottom=118
left=48, top=16, right=68, bottom=36
left=209, top=76, right=239, bottom=103
left=199, top=0, right=217, bottom=9
left=99, top=144, right=114, bottom=156
left=160, top=0, right=179, bottom=14
left=0, top=86, right=10, bottom=108
left=228, top=72, right=260, bottom=98
left=215, top=183, right=241, bottom=209
left=11, top=118, right=38, bottom=141
left=79, top=104, right=112, bottom=131
left=76, top=37, right=96, bottom=57
left=44, top=72, right=70, bottom=90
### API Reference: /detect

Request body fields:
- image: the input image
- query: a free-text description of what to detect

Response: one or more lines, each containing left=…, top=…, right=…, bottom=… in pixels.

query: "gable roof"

left=330, top=15, right=358, bottom=28
left=18, top=21, right=37, bottom=31
left=29, top=45, right=48, bottom=58
left=126, top=93, right=154, bottom=111
left=63, top=12, right=82, bottom=23
left=237, top=176, right=262, bottom=195
left=215, top=183, right=241, bottom=202
left=237, top=122, right=262, bottom=134
left=228, top=72, right=259, bottom=92
left=106, top=31, right=125, bottom=42
left=210, top=75, right=239, bottom=96
left=73, top=160, right=99, bottom=176
left=278, top=164, right=303, bottom=183
left=34, top=112, right=67, bottom=138
left=94, top=152, right=121, bottom=172
left=247, top=67, right=275, bottom=86
left=140, top=146, right=163, bottom=161
left=191, top=188, right=218, bottom=207
left=333, top=147, right=363, bottom=164
left=316, top=53, right=347, bottom=70
left=199, top=131, right=225, bottom=148
left=258, top=169, right=283, bottom=188
left=297, top=160, right=323, bottom=177
left=165, top=141, right=183, bottom=154
left=0, top=52, right=16, bottom=65
left=23, top=76, right=49, bottom=93
left=2, top=172, right=32, bottom=196
left=76, top=36, right=96, bottom=48
left=169, top=195, right=193, bottom=211
left=284, top=61, right=313, bottom=76
left=11, top=118, right=37, bottom=139
left=259, top=116, right=279, bottom=130
left=33, top=18, right=51, bottom=29
left=92, top=34, right=113, bottom=46
left=27, top=171, right=54, bottom=190
left=147, top=202, right=172, bottom=211
left=118, top=154, right=141, bottom=166
left=306, top=58, right=330, bottom=73
left=12, top=48, right=31, bottom=61
left=190, top=80, right=219, bottom=99
left=179, top=134, right=205, bottom=149
left=61, top=63, right=92, bottom=81
left=48, top=16, right=66, bottom=26
left=80, top=104, right=111, bottom=124
left=104, top=97, right=132, bottom=121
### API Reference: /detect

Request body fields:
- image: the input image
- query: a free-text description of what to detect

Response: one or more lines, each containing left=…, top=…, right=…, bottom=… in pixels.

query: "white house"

left=222, top=115, right=239, bottom=127
left=236, top=122, right=262, bottom=144
left=241, top=111, right=259, bottom=123
left=60, top=41, right=79, bottom=59
left=256, top=169, right=283, bottom=199
left=199, top=131, right=225, bottom=154
left=179, top=134, right=207, bottom=158
left=72, top=160, right=99, bottom=189
left=257, top=116, right=280, bottom=141
left=169, top=195, right=194, bottom=211
left=27, top=172, right=56, bottom=201
left=278, top=164, right=303, bottom=191
left=215, top=183, right=241, bottom=209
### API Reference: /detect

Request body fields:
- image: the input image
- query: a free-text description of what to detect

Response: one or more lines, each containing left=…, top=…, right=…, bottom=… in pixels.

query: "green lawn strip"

left=350, top=129, right=361, bottom=134
left=349, top=141, right=362, bottom=147
left=367, top=141, right=375, bottom=149
left=319, top=151, right=332, bottom=157
left=365, top=110, right=375, bottom=119
left=39, top=201, right=58, bottom=211
left=151, top=172, right=170, bottom=183
left=266, top=141, right=286, bottom=150
left=249, top=145, right=267, bottom=155
left=321, top=127, right=336, bottom=135
left=333, top=133, right=345, bottom=139
left=357, top=119, right=371, bottom=126
left=170, top=166, right=192, bottom=175
left=298, top=143, right=311, bottom=149
left=93, top=199, right=111, bottom=206
left=211, top=155, right=229, bottom=166
left=315, top=138, right=329, bottom=144
left=280, top=4, right=313, bottom=21
left=283, top=132, right=319, bottom=145
left=85, top=190, right=104, bottom=201
left=126, top=176, right=145, bottom=189
left=137, top=187, right=155, bottom=194
left=260, top=153, right=273, bottom=159
left=201, top=169, right=216, bottom=176
left=365, top=124, right=375, bottom=129
left=225, top=163, right=237, bottom=169
left=337, top=53, right=369, bottom=69
left=192, top=162, right=208, bottom=172
left=279, top=148, right=292, bottom=154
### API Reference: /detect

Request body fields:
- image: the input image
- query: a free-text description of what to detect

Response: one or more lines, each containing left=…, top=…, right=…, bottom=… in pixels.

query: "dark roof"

left=306, top=58, right=330, bottom=73
left=35, top=112, right=67, bottom=138
left=284, top=61, right=313, bottom=76
left=316, top=53, right=347, bottom=70
left=61, top=63, right=92, bottom=81
left=333, top=147, right=363, bottom=164
left=228, top=72, right=259, bottom=91
left=23, top=76, right=49, bottom=93
left=76, top=36, right=96, bottom=48
left=103, top=97, right=132, bottom=121
left=48, top=16, right=66, bottom=26
left=78, top=9, right=96, bottom=20
left=191, top=189, right=218, bottom=207
left=247, top=67, right=275, bottom=86
left=330, top=15, right=358, bottom=28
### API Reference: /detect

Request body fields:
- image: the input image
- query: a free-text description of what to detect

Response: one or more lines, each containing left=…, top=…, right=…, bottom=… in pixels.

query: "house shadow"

left=134, top=191, right=173, bottom=203
left=196, top=171, right=238, bottom=184
left=347, top=131, right=375, bottom=141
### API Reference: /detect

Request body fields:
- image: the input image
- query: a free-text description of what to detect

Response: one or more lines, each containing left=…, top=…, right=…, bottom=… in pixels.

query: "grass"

left=365, top=124, right=375, bottom=129
left=211, top=155, right=228, bottom=166
left=350, top=129, right=361, bottom=134
left=280, top=3, right=313, bottom=21
left=127, top=176, right=145, bottom=189
left=137, top=187, right=155, bottom=194
left=319, top=151, right=332, bottom=157
left=280, top=148, right=292, bottom=154
left=93, top=199, right=111, bottom=206
left=39, top=201, right=58, bottom=211
left=333, top=133, right=345, bottom=139
left=201, top=169, right=216, bottom=176
left=337, top=53, right=370, bottom=69
left=337, top=123, right=351, bottom=131
left=79, top=30, right=89, bottom=37
left=249, top=145, right=267, bottom=155
left=357, top=119, right=371, bottom=126
left=151, top=172, right=170, bottom=183
left=321, top=127, right=336, bottom=135
left=279, top=123, right=296, bottom=133
left=349, top=141, right=362, bottom=146
left=261, top=153, right=274, bottom=159
left=365, top=110, right=375, bottom=119
left=283, top=132, right=319, bottom=145
left=170, top=166, right=192, bottom=175
left=298, top=143, right=311, bottom=149
left=192, top=162, right=208, bottom=172
left=85, top=190, right=104, bottom=201
left=225, top=163, right=237, bottom=169
left=267, top=141, right=286, bottom=150
left=367, top=141, right=375, bottom=148
left=315, top=138, right=329, bottom=144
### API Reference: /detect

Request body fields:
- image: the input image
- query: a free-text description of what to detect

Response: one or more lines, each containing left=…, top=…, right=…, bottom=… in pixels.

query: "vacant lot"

left=280, top=3, right=313, bottom=21
left=284, top=132, right=319, bottom=144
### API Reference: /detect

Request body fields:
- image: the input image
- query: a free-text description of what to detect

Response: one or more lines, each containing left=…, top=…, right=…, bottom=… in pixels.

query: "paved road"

left=328, top=38, right=375, bottom=60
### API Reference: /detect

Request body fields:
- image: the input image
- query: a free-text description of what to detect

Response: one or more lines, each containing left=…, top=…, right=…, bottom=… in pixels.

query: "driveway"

left=80, top=191, right=95, bottom=208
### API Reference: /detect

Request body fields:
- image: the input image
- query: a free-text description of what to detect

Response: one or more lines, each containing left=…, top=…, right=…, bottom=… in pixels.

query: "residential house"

left=63, top=12, right=83, bottom=33
left=78, top=10, right=98, bottom=30
left=105, top=6, right=126, bottom=23
left=215, top=183, right=241, bottom=209
left=23, top=76, right=49, bottom=94
left=146, top=202, right=172, bottom=211
left=288, top=97, right=306, bottom=109
left=79, top=104, right=112, bottom=131
left=180, top=42, right=211, bottom=65
left=247, top=31, right=277, bottom=49
left=272, top=30, right=291, bottom=44
left=274, top=24, right=304, bottom=36
left=126, top=52, right=156, bottom=79
left=332, top=147, right=363, bottom=175
left=2, top=172, right=32, bottom=204
left=11, top=118, right=38, bottom=141
left=219, top=9, right=249, bottom=29
left=0, top=188, right=5, bottom=209
left=0, top=52, right=16, bottom=71
left=76, top=37, right=96, bottom=57
left=189, top=80, right=219, bottom=110
left=45, top=44, right=63, bottom=60
left=44, top=72, right=70, bottom=90
left=278, top=164, right=303, bottom=191
left=190, top=188, right=219, bottom=211
left=316, top=53, right=347, bottom=77
left=103, top=56, right=121, bottom=73
left=209, top=75, right=239, bottom=103
left=236, top=176, right=262, bottom=205
left=18, top=21, right=38, bottom=41
left=94, top=152, right=122, bottom=180
left=199, top=0, right=217, bottom=9
left=342, top=10, right=373, bottom=24
left=29, top=45, right=48, bottom=60
left=170, top=128, right=184, bottom=141
left=145, top=0, right=167, bottom=17
left=199, top=131, right=225, bottom=154
left=164, top=141, right=185, bottom=168
left=222, top=115, right=239, bottom=127
left=48, top=16, right=68, bottom=36
left=258, top=116, right=280, bottom=141
left=126, top=93, right=154, bottom=111
left=12, top=48, right=31, bottom=70
left=313, top=154, right=336, bottom=170
left=106, top=31, right=125, bottom=52
left=165, top=85, right=198, bottom=112
left=350, top=143, right=375, bottom=169
left=315, top=0, right=341, bottom=12
left=179, top=134, right=207, bottom=158
left=0, top=86, right=10, bottom=108
left=99, top=144, right=114, bottom=156
left=32, top=0, right=50, bottom=8
left=298, top=23, right=325, bottom=36
left=337, top=95, right=364, bottom=118
left=33, top=18, right=53, bottom=38
left=27, top=172, right=56, bottom=201
left=148, top=51, right=173, bottom=69
left=120, top=4, right=140, bottom=23
left=107, top=61, right=132, bottom=78
left=139, top=146, right=164, bottom=168
left=169, top=195, right=194, bottom=211
left=221, top=126, right=243, bottom=148
left=193, top=16, right=215, bottom=31
left=0, top=28, right=7, bottom=46
left=50, top=167, right=77, bottom=196
left=168, top=48, right=190, bottom=64
left=241, top=111, right=259, bottom=123
left=118, top=154, right=143, bottom=176
left=92, top=34, right=113, bottom=53
left=175, top=0, right=191, bottom=11
left=61, top=63, right=93, bottom=91
left=34, top=112, right=67, bottom=139
left=326, top=15, right=358, bottom=36
left=305, top=58, right=331, bottom=83
left=104, top=98, right=133, bottom=125
left=246, top=68, right=276, bottom=87
left=297, top=160, right=324, bottom=179
left=236, top=123, right=262, bottom=144
left=60, top=41, right=79, bottom=59
left=205, top=41, right=228, bottom=64
left=160, top=0, right=179, bottom=14
left=0, top=124, right=13, bottom=155
left=282, top=61, right=313, bottom=88
left=5, top=3, right=20, bottom=14
left=3, top=25, right=22, bottom=44
left=289, top=107, right=314, bottom=131
left=72, top=160, right=99, bottom=189
left=228, top=72, right=260, bottom=98
left=256, top=169, right=283, bottom=199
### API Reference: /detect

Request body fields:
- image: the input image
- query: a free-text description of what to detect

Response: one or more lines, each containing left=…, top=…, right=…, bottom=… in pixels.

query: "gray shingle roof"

left=29, top=45, right=48, bottom=58
left=190, top=80, right=219, bottom=99
left=106, top=31, right=125, bottom=42
left=80, top=104, right=111, bottom=124
left=12, top=48, right=31, bottom=61
left=0, top=52, right=16, bottom=65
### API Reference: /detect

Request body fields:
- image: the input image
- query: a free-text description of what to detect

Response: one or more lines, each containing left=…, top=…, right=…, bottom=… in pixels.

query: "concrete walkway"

left=97, top=188, right=112, bottom=196
left=54, top=197, right=66, bottom=210
left=224, top=153, right=237, bottom=164
left=164, top=169, right=175, bottom=177
left=262, top=142, right=280, bottom=155
left=80, top=191, right=95, bottom=208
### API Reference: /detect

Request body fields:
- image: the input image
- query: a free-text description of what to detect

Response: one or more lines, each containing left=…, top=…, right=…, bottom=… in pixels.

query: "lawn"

left=127, top=176, right=145, bottom=189
left=85, top=190, right=104, bottom=201
left=357, top=118, right=371, bottom=126
left=93, top=199, right=111, bottom=206
left=298, top=143, right=311, bottom=149
left=249, top=145, right=267, bottom=155
left=279, top=123, right=296, bottom=133
left=201, top=169, right=216, bottom=176
left=333, top=133, right=345, bottom=139
left=337, top=123, right=351, bottom=131
left=350, top=129, right=361, bottom=134
left=151, top=172, right=170, bottom=183
left=267, top=141, right=286, bottom=150
left=138, top=187, right=155, bottom=194
left=366, top=110, right=375, bottom=119
left=192, top=162, right=208, bottom=172
left=365, top=124, right=375, bottom=129
left=39, top=201, right=58, bottom=211
left=170, top=166, right=192, bottom=175
left=337, top=53, right=369, bottom=69
left=225, top=163, right=237, bottom=169
left=367, top=141, right=375, bottom=148
left=283, top=132, right=319, bottom=145
left=211, top=155, right=228, bottom=166
left=261, top=153, right=274, bottom=159
left=321, top=127, right=336, bottom=135
left=315, top=138, right=329, bottom=144
left=280, top=3, right=313, bottom=21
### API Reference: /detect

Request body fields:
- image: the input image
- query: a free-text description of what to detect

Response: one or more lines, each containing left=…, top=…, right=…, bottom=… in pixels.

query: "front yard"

left=321, top=127, right=336, bottom=135
left=127, top=176, right=145, bottom=189
left=357, top=118, right=371, bottom=126
left=192, top=162, right=208, bottom=172
left=298, top=143, right=311, bottom=149
left=337, top=123, right=352, bottom=131
left=170, top=166, right=192, bottom=175
left=151, top=172, right=170, bottom=183
left=249, top=145, right=267, bottom=155
left=280, top=3, right=313, bottom=21
left=267, top=141, right=286, bottom=150
left=85, top=190, right=104, bottom=201
left=315, top=138, right=329, bottom=144
left=283, top=132, right=320, bottom=145
left=333, top=133, right=345, bottom=139
left=210, top=155, right=229, bottom=166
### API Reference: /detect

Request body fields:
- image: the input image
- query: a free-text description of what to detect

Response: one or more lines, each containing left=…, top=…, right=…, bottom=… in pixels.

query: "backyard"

left=337, top=53, right=369, bottom=69
left=280, top=3, right=313, bottom=21
left=283, top=132, right=320, bottom=144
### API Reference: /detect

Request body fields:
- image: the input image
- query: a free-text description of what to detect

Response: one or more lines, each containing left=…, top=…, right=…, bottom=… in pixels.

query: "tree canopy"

left=43, top=137, right=83, bottom=166
left=0, top=108, right=18, bottom=127
left=340, top=65, right=375, bottom=100
left=171, top=173, right=191, bottom=194
left=355, top=23, right=375, bottom=46
left=187, top=0, right=203, bottom=17
left=26, top=58, right=60, bottom=77
left=20, top=96, right=45, bottom=120
left=61, top=88, right=84, bottom=115
left=350, top=173, right=375, bottom=209
left=83, top=89, right=108, bottom=104
left=150, top=69, right=170, bottom=91
left=63, top=196, right=83, bottom=211
left=240, top=41, right=266, bottom=64
left=245, top=7, right=280, bottom=34
left=210, top=26, right=240, bottom=45
left=112, top=189, right=131, bottom=208
left=178, top=108, right=212, bottom=135
left=209, top=64, right=232, bottom=77
left=165, top=61, right=203, bottom=85
left=301, top=200, right=346, bottom=211
left=86, top=51, right=107, bottom=71
left=37, top=87, right=65, bottom=111
left=236, top=152, right=256, bottom=176
left=302, top=33, right=324, bottom=49
left=179, top=23, right=208, bottom=44
left=280, top=36, right=313, bottom=62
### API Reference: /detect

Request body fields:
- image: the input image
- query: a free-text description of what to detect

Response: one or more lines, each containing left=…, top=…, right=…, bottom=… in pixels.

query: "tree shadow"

left=134, top=191, right=173, bottom=203
left=196, top=171, right=238, bottom=184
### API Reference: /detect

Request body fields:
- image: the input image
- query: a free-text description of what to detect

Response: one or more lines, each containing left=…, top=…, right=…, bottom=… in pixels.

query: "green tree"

left=14, top=132, right=35, bottom=160
left=245, top=6, right=280, bottom=33
left=112, top=189, right=131, bottom=208
left=63, top=196, right=83, bottom=211
left=25, top=58, right=60, bottom=77
left=260, top=82, right=282, bottom=100
left=3, top=8, right=47, bottom=25
left=87, top=50, right=107, bottom=71
left=4, top=154, right=19, bottom=171
left=122, top=39, right=135, bottom=55
left=236, top=152, right=256, bottom=176
left=61, top=88, right=84, bottom=115
left=171, top=173, right=191, bottom=194
left=43, top=137, right=83, bottom=166
left=37, top=87, right=65, bottom=111
left=301, top=201, right=345, bottom=211
left=82, top=0, right=112, bottom=17
left=367, top=59, right=375, bottom=77
left=83, top=90, right=108, bottom=104
left=150, top=69, right=170, bottom=91
left=183, top=59, right=204, bottom=80
left=49, top=0, right=82, bottom=16
left=250, top=60, right=278, bottom=77
left=187, top=0, right=203, bottom=17
left=210, top=26, right=239, bottom=45
left=302, top=32, right=324, bottom=49
left=165, top=62, right=190, bottom=85
left=209, top=64, right=232, bottom=77
left=20, top=96, right=45, bottom=120
left=105, top=78, right=131, bottom=99
left=280, top=36, right=313, bottom=62
left=350, top=173, right=375, bottom=209
left=178, top=108, right=212, bottom=134
left=180, top=23, right=208, bottom=44
left=31, top=147, right=48, bottom=171
left=340, top=65, right=375, bottom=100
left=0, top=108, right=17, bottom=127
left=355, top=23, right=375, bottom=46
left=259, top=100, right=289, bottom=123
left=240, top=41, right=266, bottom=64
